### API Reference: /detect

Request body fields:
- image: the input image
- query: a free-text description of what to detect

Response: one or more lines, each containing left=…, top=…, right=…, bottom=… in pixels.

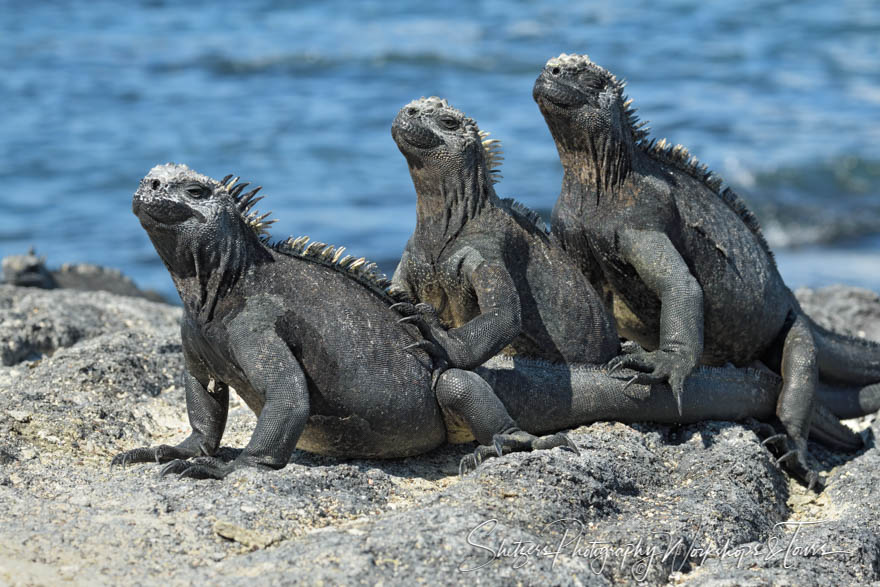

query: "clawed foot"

left=160, top=456, right=234, bottom=480
left=606, top=349, right=693, bottom=414
left=392, top=301, right=441, bottom=331
left=391, top=302, right=449, bottom=362
left=458, top=430, right=579, bottom=475
left=110, top=444, right=196, bottom=467
left=757, top=426, right=823, bottom=491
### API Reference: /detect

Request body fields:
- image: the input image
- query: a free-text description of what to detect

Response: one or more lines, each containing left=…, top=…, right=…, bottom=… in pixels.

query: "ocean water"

left=1, top=1, right=879, bottom=300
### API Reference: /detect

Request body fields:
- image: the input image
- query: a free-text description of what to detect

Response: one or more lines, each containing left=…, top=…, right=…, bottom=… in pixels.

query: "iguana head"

left=133, top=163, right=272, bottom=281
left=391, top=96, right=502, bottom=190
left=533, top=54, right=647, bottom=156
left=1, top=248, right=56, bottom=288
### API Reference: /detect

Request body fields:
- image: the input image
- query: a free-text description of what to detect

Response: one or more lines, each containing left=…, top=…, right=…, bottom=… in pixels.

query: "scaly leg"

left=434, top=368, right=578, bottom=475
left=772, top=313, right=822, bottom=490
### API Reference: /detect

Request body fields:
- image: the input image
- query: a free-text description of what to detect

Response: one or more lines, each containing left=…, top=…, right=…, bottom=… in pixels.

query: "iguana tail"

left=476, top=356, right=863, bottom=451
left=817, top=380, right=880, bottom=420
left=810, top=317, right=880, bottom=387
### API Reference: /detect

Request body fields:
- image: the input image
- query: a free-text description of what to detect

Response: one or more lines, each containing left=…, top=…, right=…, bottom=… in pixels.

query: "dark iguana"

left=111, top=163, right=870, bottom=481
left=389, top=96, right=618, bottom=369
left=1, top=248, right=167, bottom=303
left=533, top=53, right=880, bottom=487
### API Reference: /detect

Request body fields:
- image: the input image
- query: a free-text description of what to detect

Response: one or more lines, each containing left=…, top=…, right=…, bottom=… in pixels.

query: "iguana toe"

left=672, top=383, right=684, bottom=417
left=458, top=446, right=495, bottom=476
left=160, top=457, right=232, bottom=480
left=159, top=459, right=190, bottom=476
left=459, top=454, right=477, bottom=476
left=389, top=302, right=416, bottom=315
left=111, top=444, right=193, bottom=467
left=177, top=463, right=229, bottom=480
left=760, top=433, right=789, bottom=453
left=530, top=432, right=579, bottom=454
left=606, top=356, right=625, bottom=375
left=492, top=430, right=535, bottom=456
left=459, top=431, right=580, bottom=475
left=760, top=434, right=824, bottom=491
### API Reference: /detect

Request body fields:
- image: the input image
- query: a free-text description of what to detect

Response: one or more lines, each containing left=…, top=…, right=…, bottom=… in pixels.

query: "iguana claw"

left=673, top=386, right=683, bottom=416
left=563, top=435, right=580, bottom=455
left=159, top=457, right=232, bottom=480
left=758, top=431, right=824, bottom=491
left=459, top=454, right=477, bottom=476
left=776, top=450, right=798, bottom=465
left=111, top=444, right=196, bottom=468
left=403, top=341, right=431, bottom=352
left=607, top=360, right=624, bottom=376
left=761, top=433, right=788, bottom=448
left=160, top=459, right=190, bottom=476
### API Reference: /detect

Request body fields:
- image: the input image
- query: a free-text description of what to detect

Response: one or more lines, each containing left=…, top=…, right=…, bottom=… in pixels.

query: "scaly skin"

left=111, top=163, right=580, bottom=479
left=111, top=164, right=869, bottom=483
left=533, top=53, right=880, bottom=488
left=389, top=96, right=618, bottom=369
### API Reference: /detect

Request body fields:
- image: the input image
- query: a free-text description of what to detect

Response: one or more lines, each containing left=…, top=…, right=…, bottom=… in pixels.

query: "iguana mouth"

left=391, top=119, right=443, bottom=151
left=133, top=195, right=199, bottom=226
left=534, top=76, right=589, bottom=109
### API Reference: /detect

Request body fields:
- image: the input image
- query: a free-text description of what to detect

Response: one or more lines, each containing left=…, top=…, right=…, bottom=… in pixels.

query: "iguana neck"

left=557, top=128, right=633, bottom=200
left=410, top=161, right=496, bottom=260
left=165, top=230, right=269, bottom=321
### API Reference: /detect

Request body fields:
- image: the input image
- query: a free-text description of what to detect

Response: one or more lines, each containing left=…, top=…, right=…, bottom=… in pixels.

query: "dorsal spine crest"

left=271, top=235, right=410, bottom=304
left=499, top=198, right=549, bottom=234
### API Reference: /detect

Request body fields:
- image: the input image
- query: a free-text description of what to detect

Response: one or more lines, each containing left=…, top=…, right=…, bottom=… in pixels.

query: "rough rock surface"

left=0, top=283, right=877, bottom=585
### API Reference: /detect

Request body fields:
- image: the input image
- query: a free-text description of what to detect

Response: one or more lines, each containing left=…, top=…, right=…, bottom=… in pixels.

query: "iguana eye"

left=439, top=115, right=460, bottom=130
left=184, top=184, right=210, bottom=199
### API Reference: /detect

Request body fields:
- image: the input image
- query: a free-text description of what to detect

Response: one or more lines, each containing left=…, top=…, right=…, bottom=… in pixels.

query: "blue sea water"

left=1, top=1, right=879, bottom=300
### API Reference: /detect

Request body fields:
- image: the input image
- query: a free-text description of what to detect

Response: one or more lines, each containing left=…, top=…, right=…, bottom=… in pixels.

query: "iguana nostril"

left=407, top=107, right=418, bottom=116
left=551, top=67, right=561, bottom=75
left=151, top=179, right=161, bottom=190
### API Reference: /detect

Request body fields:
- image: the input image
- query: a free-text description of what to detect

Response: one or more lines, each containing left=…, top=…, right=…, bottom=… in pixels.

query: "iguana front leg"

left=395, top=258, right=521, bottom=370
left=607, top=229, right=704, bottom=413
left=112, top=369, right=229, bottom=467
left=163, top=316, right=311, bottom=480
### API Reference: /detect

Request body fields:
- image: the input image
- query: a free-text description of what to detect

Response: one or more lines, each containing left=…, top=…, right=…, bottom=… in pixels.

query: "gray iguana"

left=111, top=163, right=870, bottom=481
left=388, top=96, right=618, bottom=369
left=532, top=53, right=880, bottom=487
left=2, top=248, right=167, bottom=303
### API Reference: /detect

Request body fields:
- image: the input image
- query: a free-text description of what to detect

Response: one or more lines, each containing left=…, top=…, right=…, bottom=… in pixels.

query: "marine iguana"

left=2, top=248, right=167, bottom=303
left=389, top=96, right=618, bottom=368
left=111, top=163, right=869, bottom=482
left=533, top=53, right=880, bottom=487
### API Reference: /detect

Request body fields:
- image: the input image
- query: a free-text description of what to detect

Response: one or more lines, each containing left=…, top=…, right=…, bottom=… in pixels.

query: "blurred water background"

left=1, top=0, right=879, bottom=300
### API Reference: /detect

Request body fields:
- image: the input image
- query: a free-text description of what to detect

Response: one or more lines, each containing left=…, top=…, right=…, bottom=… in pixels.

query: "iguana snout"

left=132, top=163, right=225, bottom=228
left=391, top=97, right=458, bottom=153
left=533, top=53, right=617, bottom=113
left=133, top=184, right=204, bottom=227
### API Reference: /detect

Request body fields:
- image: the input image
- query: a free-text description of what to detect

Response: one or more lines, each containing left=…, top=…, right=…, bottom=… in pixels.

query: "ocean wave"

left=736, top=156, right=880, bottom=248
left=149, top=50, right=538, bottom=77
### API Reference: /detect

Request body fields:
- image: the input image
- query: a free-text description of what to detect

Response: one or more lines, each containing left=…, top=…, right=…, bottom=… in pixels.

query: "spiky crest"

left=477, top=130, right=504, bottom=184
left=269, top=235, right=411, bottom=304
left=499, top=198, right=548, bottom=234
left=150, top=164, right=409, bottom=304
left=213, top=174, right=277, bottom=236
left=404, top=96, right=504, bottom=185
left=545, top=54, right=773, bottom=259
